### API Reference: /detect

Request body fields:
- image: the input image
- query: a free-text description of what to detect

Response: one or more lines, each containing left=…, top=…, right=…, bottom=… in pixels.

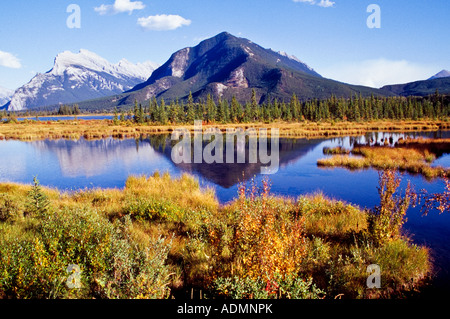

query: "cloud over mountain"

left=137, top=14, right=192, bottom=31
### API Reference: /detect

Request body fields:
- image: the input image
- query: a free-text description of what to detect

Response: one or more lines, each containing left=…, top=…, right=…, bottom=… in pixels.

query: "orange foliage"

left=232, top=178, right=306, bottom=284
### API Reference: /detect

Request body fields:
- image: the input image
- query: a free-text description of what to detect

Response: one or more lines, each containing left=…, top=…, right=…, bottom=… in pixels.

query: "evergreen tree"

left=113, top=107, right=119, bottom=125
left=186, top=92, right=196, bottom=124
left=26, top=177, right=50, bottom=217
left=159, top=98, right=168, bottom=125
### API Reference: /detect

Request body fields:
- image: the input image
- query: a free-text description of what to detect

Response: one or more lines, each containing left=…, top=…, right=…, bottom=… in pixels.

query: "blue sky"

left=0, top=0, right=449, bottom=90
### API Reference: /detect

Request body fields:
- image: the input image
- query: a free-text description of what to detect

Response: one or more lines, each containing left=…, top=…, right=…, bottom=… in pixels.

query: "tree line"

left=115, top=90, right=449, bottom=125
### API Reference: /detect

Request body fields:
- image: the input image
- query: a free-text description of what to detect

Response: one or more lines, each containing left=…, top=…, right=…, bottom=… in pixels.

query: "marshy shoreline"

left=0, top=171, right=438, bottom=300
left=0, top=119, right=449, bottom=141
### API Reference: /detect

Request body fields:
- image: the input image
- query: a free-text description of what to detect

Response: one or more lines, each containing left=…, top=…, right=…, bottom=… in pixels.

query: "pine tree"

left=133, top=99, right=140, bottom=123
left=169, top=101, right=179, bottom=124
left=290, top=93, right=300, bottom=120
left=113, top=107, right=119, bottom=125
left=250, top=89, right=259, bottom=122
left=159, top=98, right=168, bottom=125
left=206, top=94, right=216, bottom=123
left=186, top=92, right=196, bottom=124
left=26, top=177, right=50, bottom=217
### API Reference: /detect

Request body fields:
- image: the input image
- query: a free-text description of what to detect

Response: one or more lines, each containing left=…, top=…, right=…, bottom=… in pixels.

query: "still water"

left=0, top=130, right=449, bottom=296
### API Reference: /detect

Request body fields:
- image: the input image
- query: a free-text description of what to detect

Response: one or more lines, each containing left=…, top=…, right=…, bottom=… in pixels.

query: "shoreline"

left=0, top=119, right=449, bottom=141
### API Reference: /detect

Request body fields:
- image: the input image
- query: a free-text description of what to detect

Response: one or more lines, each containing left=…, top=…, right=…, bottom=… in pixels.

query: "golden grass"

left=318, top=139, right=450, bottom=179
left=0, top=119, right=449, bottom=141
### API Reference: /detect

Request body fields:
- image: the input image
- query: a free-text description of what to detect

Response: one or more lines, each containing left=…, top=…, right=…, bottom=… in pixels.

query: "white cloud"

left=95, top=0, right=145, bottom=15
left=319, top=59, right=437, bottom=88
left=137, top=15, right=192, bottom=31
left=293, top=0, right=335, bottom=7
left=0, top=50, right=21, bottom=69
left=317, top=0, right=335, bottom=8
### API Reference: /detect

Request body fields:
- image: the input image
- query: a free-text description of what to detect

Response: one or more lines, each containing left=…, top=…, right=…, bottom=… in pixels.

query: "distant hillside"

left=381, top=77, right=450, bottom=97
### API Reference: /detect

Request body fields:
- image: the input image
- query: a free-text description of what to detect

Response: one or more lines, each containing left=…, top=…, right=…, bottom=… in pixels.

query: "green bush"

left=211, top=274, right=325, bottom=299
left=0, top=207, right=173, bottom=299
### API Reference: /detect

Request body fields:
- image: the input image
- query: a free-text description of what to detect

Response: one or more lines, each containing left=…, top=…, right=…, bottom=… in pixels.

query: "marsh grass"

left=1, top=119, right=449, bottom=141
left=318, top=138, right=450, bottom=179
left=0, top=173, right=432, bottom=299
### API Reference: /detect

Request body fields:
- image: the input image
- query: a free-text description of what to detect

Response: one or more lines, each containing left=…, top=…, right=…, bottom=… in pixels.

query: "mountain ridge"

left=112, top=32, right=393, bottom=108
left=4, top=32, right=450, bottom=112
left=0, top=86, right=13, bottom=106
left=382, top=77, right=450, bottom=97
left=2, top=50, right=158, bottom=111
left=429, top=70, right=450, bottom=80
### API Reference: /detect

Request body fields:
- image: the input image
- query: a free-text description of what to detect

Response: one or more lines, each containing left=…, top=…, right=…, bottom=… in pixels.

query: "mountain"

left=381, top=77, right=450, bottom=97
left=2, top=50, right=158, bottom=111
left=0, top=86, right=13, bottom=106
left=96, top=32, right=391, bottom=108
left=429, top=70, right=450, bottom=80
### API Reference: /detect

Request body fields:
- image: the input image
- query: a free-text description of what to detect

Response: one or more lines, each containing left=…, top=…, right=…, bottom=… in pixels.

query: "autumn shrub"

left=207, top=178, right=309, bottom=298
left=420, top=175, right=450, bottom=215
left=367, top=170, right=415, bottom=246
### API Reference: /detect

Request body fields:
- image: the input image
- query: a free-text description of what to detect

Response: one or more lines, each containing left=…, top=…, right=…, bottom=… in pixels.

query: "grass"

left=318, top=138, right=450, bottom=179
left=0, top=119, right=449, bottom=141
left=0, top=173, right=432, bottom=299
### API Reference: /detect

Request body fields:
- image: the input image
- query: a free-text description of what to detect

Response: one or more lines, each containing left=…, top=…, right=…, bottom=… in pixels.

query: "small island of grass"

left=318, top=138, right=450, bottom=179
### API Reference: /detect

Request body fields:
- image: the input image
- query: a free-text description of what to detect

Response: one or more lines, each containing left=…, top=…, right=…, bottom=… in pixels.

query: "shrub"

left=0, top=194, right=22, bottom=222
left=367, top=170, right=416, bottom=246
left=0, top=207, right=173, bottom=299
left=212, top=274, right=324, bottom=299
left=207, top=178, right=307, bottom=294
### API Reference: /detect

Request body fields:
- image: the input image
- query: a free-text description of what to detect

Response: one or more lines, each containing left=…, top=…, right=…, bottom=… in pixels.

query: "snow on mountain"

left=276, top=50, right=317, bottom=74
left=429, top=70, right=450, bottom=80
left=0, top=86, right=13, bottom=106
left=3, top=50, right=158, bottom=111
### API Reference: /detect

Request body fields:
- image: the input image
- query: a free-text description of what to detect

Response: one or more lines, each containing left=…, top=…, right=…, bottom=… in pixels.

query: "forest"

left=121, top=90, right=450, bottom=126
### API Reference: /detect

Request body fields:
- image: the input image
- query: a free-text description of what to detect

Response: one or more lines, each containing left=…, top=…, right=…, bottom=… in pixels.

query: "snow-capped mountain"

left=429, top=70, right=450, bottom=80
left=0, top=86, right=13, bottom=106
left=3, top=49, right=159, bottom=111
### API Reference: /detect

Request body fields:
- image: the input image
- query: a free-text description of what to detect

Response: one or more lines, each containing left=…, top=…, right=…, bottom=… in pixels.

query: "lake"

left=0, top=130, right=449, bottom=297
left=14, top=115, right=114, bottom=122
